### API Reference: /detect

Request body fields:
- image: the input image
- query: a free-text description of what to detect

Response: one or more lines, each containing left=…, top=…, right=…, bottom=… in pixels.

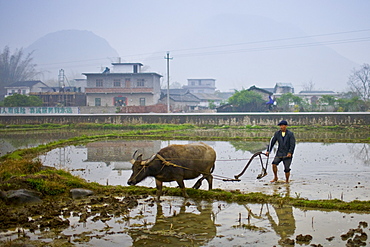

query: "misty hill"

left=143, top=14, right=359, bottom=92
left=25, top=30, right=119, bottom=81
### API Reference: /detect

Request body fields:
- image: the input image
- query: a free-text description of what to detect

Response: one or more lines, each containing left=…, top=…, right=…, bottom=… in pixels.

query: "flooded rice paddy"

left=2, top=136, right=370, bottom=246
left=39, top=140, right=370, bottom=202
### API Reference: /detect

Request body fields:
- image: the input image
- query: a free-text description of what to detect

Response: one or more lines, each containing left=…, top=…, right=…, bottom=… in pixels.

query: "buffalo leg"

left=205, top=174, right=213, bottom=190
left=155, top=179, right=163, bottom=201
left=176, top=179, right=189, bottom=198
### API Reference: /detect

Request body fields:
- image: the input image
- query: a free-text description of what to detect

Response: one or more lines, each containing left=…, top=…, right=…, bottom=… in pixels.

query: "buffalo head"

left=127, top=151, right=156, bottom=186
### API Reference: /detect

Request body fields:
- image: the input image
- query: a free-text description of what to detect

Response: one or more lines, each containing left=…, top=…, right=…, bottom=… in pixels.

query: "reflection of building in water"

left=85, top=140, right=161, bottom=171
left=52, top=145, right=86, bottom=169
left=128, top=201, right=216, bottom=246
left=229, top=141, right=268, bottom=153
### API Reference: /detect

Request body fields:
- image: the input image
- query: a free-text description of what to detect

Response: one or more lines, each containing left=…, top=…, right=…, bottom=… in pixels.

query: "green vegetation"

left=3, top=93, right=43, bottom=107
left=0, top=46, right=39, bottom=97
left=227, top=89, right=267, bottom=111
left=274, top=91, right=370, bottom=112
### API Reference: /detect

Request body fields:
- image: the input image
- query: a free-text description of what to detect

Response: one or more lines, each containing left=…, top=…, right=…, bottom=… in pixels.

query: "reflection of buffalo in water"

left=127, top=142, right=216, bottom=200
left=128, top=200, right=217, bottom=246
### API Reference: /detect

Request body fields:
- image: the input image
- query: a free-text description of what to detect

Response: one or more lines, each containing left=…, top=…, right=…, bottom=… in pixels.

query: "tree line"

left=221, top=63, right=370, bottom=112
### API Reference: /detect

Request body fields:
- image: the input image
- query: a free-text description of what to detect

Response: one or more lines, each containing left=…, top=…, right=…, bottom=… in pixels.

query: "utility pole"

left=164, top=52, right=173, bottom=113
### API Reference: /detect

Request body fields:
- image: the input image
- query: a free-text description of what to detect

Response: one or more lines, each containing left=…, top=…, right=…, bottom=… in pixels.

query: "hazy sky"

left=1, top=0, right=370, bottom=92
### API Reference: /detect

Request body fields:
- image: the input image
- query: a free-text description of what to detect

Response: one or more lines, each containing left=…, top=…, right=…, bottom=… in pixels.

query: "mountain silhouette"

left=25, top=30, right=119, bottom=80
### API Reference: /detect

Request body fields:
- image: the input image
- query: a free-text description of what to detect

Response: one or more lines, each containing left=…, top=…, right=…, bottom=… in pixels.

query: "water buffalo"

left=127, top=142, right=216, bottom=200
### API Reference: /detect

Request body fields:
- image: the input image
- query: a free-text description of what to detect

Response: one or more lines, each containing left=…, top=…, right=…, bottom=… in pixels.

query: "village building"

left=247, top=85, right=274, bottom=102
left=83, top=63, right=162, bottom=107
left=4, top=80, right=49, bottom=97
left=193, top=92, right=223, bottom=108
left=159, top=89, right=200, bottom=112
left=273, top=82, right=295, bottom=95
left=183, top=79, right=216, bottom=94
left=298, top=90, right=339, bottom=104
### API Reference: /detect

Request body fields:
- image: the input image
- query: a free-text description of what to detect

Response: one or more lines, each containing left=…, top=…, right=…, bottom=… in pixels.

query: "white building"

left=4, top=80, right=49, bottom=97
left=83, top=63, right=162, bottom=107
left=183, top=79, right=216, bottom=94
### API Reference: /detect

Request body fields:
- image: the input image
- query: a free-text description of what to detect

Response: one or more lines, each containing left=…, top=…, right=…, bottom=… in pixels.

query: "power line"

left=120, top=28, right=370, bottom=58
left=36, top=28, right=370, bottom=68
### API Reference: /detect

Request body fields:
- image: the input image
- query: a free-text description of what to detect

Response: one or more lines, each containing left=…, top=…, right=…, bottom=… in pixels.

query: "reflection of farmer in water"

left=266, top=185, right=296, bottom=244
left=129, top=200, right=216, bottom=246
left=267, top=204, right=296, bottom=241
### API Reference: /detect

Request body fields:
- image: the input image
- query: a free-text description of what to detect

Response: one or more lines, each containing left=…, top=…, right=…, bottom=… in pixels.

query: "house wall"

left=85, top=73, right=161, bottom=107
left=6, top=87, right=30, bottom=96
left=6, top=82, right=46, bottom=96
left=249, top=89, right=271, bottom=102
left=184, top=79, right=216, bottom=94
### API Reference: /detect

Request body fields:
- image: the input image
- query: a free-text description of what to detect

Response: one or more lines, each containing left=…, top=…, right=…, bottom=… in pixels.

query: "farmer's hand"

left=287, top=153, right=292, bottom=158
left=265, top=151, right=269, bottom=156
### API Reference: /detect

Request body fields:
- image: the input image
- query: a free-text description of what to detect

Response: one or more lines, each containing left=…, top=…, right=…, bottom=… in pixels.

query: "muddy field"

left=39, top=140, right=370, bottom=202
left=1, top=131, right=370, bottom=246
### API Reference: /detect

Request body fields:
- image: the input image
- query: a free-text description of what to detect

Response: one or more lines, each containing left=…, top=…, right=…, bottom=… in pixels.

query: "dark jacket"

left=267, top=129, right=296, bottom=157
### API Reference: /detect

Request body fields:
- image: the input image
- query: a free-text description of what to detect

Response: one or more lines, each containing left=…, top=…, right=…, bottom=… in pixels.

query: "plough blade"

left=222, top=178, right=241, bottom=182
left=257, top=168, right=267, bottom=179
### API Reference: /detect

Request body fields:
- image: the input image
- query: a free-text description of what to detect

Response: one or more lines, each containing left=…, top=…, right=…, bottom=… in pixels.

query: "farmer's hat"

left=277, top=120, right=288, bottom=126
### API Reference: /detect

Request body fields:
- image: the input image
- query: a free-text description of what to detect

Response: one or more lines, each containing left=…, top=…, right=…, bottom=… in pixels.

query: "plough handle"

left=234, top=151, right=267, bottom=180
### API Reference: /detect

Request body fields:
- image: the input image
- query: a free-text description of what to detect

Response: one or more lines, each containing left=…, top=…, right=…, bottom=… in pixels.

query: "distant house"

left=159, top=89, right=200, bottom=112
left=192, top=93, right=223, bottom=108
left=247, top=85, right=273, bottom=102
left=83, top=63, right=162, bottom=107
left=298, top=90, right=339, bottom=105
left=183, top=79, right=216, bottom=94
left=4, top=80, right=50, bottom=97
left=216, top=91, right=234, bottom=102
left=274, top=83, right=294, bottom=95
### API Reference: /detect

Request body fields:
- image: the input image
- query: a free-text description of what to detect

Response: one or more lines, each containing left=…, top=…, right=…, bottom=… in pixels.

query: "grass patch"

left=1, top=156, right=370, bottom=212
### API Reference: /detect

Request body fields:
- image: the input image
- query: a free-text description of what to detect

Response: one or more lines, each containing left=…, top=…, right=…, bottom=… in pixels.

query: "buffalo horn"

left=132, top=150, right=139, bottom=159
left=142, top=154, right=156, bottom=166
left=130, top=151, right=141, bottom=164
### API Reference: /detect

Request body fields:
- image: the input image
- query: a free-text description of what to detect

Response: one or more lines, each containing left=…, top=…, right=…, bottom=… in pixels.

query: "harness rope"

left=155, top=154, right=237, bottom=181
left=133, top=152, right=271, bottom=182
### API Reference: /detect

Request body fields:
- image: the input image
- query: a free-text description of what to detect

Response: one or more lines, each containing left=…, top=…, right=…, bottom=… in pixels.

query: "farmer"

left=266, top=120, right=296, bottom=183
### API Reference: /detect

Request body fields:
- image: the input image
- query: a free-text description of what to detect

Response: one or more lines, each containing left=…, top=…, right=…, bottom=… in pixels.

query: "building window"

left=139, top=98, right=146, bottom=106
left=95, top=98, right=101, bottom=106
left=137, top=79, right=145, bottom=87
left=96, top=79, right=103, bottom=87
left=113, top=79, right=121, bottom=87
left=125, top=78, right=131, bottom=88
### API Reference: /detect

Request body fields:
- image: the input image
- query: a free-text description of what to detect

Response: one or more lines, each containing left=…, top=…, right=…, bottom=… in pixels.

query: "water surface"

left=39, top=140, right=370, bottom=202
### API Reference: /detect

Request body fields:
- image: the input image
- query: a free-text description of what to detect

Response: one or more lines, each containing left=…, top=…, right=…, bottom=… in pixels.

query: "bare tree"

left=0, top=46, right=39, bottom=99
left=302, top=80, right=315, bottom=91
left=348, top=63, right=370, bottom=101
